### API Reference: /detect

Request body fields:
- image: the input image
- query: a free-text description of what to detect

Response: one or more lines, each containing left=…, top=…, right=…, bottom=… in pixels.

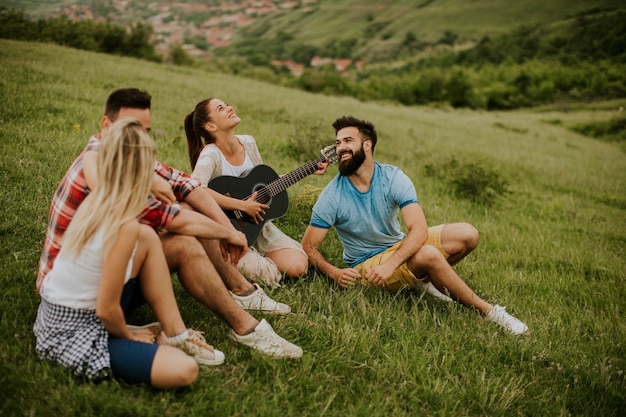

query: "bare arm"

left=166, top=208, right=247, bottom=265
left=151, top=173, right=175, bottom=204
left=301, top=225, right=360, bottom=288
left=207, top=188, right=269, bottom=224
left=83, top=150, right=98, bottom=190
left=362, top=202, right=428, bottom=286
left=96, top=221, right=150, bottom=342
left=182, top=187, right=239, bottom=230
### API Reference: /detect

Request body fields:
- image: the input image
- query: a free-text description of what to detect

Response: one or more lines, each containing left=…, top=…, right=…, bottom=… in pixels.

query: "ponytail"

left=184, top=111, right=203, bottom=170
left=183, top=98, right=216, bottom=170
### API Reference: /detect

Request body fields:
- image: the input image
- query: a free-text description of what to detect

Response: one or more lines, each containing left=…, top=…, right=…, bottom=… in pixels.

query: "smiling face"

left=204, top=99, right=241, bottom=133
left=336, top=126, right=368, bottom=176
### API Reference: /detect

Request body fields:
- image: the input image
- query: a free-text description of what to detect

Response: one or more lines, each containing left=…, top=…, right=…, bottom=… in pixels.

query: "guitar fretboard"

left=252, top=155, right=327, bottom=203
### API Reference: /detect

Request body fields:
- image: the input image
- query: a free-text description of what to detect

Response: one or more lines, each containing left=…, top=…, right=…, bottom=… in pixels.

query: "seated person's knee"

left=419, top=244, right=446, bottom=265
left=458, top=222, right=479, bottom=250
left=176, top=358, right=199, bottom=387
left=285, top=259, right=308, bottom=278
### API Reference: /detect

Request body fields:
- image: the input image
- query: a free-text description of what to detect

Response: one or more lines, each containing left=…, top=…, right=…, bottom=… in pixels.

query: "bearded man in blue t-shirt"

left=301, top=115, right=528, bottom=335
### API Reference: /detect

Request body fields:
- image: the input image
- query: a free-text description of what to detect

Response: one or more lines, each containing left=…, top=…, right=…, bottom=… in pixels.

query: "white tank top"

left=219, top=151, right=255, bottom=177
left=41, top=228, right=135, bottom=309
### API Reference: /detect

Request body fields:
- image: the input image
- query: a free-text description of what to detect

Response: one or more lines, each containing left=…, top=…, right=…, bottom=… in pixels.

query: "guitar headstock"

left=321, top=144, right=339, bottom=165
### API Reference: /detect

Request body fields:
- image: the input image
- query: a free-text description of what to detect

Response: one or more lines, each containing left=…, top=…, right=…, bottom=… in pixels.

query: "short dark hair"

left=104, top=88, right=151, bottom=121
left=332, top=115, right=377, bottom=152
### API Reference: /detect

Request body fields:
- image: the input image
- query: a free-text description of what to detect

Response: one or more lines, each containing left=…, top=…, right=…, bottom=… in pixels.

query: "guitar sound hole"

left=252, top=183, right=272, bottom=205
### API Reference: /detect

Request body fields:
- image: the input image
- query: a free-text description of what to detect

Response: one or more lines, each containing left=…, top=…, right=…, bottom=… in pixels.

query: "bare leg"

left=161, top=233, right=258, bottom=335
left=130, top=225, right=187, bottom=337
left=440, top=222, right=479, bottom=266
left=129, top=226, right=201, bottom=388
left=408, top=245, right=492, bottom=316
left=266, top=248, right=308, bottom=278
left=150, top=346, right=198, bottom=389
left=199, top=238, right=257, bottom=295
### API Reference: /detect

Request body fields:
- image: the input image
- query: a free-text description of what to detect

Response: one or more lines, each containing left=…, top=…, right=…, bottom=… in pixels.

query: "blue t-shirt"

left=310, top=162, right=419, bottom=267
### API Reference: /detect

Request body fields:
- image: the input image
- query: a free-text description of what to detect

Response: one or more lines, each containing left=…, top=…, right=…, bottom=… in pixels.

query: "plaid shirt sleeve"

left=138, top=161, right=200, bottom=231
left=154, top=161, right=200, bottom=201
left=138, top=196, right=181, bottom=232
left=36, top=135, right=101, bottom=292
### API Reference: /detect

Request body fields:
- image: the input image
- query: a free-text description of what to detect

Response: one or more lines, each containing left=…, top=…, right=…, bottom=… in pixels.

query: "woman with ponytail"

left=184, top=98, right=328, bottom=288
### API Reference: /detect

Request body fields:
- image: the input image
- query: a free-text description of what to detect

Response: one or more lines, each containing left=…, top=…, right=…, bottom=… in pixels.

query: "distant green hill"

left=5, top=0, right=626, bottom=110
left=14, top=0, right=626, bottom=62
left=236, top=0, right=624, bottom=62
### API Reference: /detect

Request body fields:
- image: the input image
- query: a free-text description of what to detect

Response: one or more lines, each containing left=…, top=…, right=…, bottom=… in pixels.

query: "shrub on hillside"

left=292, top=65, right=352, bottom=95
left=571, top=116, right=626, bottom=143
left=424, top=158, right=509, bottom=206
left=282, top=122, right=331, bottom=164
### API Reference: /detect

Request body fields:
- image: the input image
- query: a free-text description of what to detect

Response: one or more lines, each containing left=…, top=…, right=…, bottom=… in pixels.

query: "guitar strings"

left=247, top=156, right=330, bottom=204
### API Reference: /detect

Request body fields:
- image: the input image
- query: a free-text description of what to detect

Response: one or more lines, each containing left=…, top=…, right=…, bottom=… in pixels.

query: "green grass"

left=1, top=39, right=625, bottom=416
left=242, top=0, right=624, bottom=57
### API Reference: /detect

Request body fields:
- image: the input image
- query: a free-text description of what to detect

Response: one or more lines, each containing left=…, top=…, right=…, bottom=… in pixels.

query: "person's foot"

left=230, top=283, right=291, bottom=314
left=158, top=329, right=225, bottom=365
left=415, top=281, right=453, bottom=302
left=127, top=322, right=162, bottom=337
left=486, top=305, right=529, bottom=335
left=230, top=319, right=303, bottom=358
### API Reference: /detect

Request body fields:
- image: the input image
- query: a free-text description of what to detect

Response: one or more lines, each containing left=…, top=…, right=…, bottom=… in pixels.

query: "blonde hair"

left=62, top=118, right=155, bottom=259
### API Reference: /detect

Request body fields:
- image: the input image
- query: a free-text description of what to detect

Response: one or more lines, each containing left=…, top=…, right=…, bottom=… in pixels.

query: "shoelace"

left=253, top=288, right=278, bottom=306
left=255, top=326, right=285, bottom=347
left=186, top=330, right=215, bottom=352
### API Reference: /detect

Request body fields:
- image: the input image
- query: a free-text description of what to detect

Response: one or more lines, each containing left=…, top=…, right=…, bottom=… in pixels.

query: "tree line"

left=256, top=9, right=626, bottom=110
left=0, top=7, right=160, bottom=62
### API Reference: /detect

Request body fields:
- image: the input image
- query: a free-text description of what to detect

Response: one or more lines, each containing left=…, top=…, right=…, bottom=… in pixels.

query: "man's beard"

left=338, top=145, right=365, bottom=176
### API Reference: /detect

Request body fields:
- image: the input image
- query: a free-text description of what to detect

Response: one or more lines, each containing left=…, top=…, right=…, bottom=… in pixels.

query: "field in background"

left=15, top=0, right=624, bottom=59
left=0, top=39, right=625, bottom=416
left=244, top=0, right=623, bottom=57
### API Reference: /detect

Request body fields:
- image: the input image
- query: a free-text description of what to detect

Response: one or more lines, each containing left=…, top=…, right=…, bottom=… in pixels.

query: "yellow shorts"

left=355, top=224, right=449, bottom=292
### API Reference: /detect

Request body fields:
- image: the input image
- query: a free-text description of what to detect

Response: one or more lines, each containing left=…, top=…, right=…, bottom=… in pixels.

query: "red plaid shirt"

left=36, top=134, right=200, bottom=292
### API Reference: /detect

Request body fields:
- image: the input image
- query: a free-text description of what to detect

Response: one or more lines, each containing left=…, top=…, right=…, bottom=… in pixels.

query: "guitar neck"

left=261, top=155, right=326, bottom=199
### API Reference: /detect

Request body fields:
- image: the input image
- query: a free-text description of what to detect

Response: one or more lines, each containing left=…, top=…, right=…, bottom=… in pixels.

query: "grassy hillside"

left=1, top=39, right=625, bottom=416
left=241, top=0, right=623, bottom=60
left=14, top=0, right=626, bottom=63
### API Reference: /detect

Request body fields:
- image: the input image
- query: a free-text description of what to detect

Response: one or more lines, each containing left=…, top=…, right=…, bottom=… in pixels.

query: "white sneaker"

left=416, top=281, right=453, bottom=302
left=158, top=329, right=225, bottom=366
left=230, top=319, right=303, bottom=358
left=230, top=283, right=291, bottom=315
left=486, top=305, right=529, bottom=335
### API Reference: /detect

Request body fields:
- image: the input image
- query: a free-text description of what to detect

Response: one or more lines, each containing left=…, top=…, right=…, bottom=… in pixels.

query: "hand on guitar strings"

left=241, top=191, right=269, bottom=224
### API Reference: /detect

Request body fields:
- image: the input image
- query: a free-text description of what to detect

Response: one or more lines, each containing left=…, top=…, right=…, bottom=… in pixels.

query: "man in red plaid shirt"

left=36, top=88, right=304, bottom=359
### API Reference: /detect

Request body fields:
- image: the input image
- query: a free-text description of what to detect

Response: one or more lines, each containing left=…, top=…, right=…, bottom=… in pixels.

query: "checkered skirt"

left=33, top=298, right=111, bottom=379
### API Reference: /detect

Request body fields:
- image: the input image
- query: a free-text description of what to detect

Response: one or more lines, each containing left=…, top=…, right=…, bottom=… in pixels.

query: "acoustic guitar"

left=208, top=144, right=338, bottom=245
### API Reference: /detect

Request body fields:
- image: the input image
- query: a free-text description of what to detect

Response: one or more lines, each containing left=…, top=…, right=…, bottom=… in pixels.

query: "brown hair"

left=104, top=88, right=151, bottom=121
left=332, top=115, right=377, bottom=152
left=184, top=98, right=215, bottom=170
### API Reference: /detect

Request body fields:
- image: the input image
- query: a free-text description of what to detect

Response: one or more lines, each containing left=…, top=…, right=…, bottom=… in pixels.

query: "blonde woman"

left=184, top=98, right=328, bottom=288
left=34, top=119, right=224, bottom=389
